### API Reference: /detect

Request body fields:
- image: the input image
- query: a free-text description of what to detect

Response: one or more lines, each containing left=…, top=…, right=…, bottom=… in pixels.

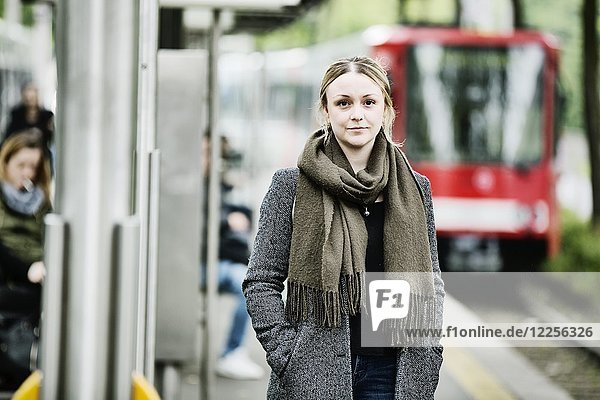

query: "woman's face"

left=324, top=72, right=385, bottom=152
left=5, top=147, right=42, bottom=190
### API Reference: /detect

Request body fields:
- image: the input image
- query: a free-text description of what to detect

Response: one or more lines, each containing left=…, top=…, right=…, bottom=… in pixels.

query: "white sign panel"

left=160, top=0, right=300, bottom=9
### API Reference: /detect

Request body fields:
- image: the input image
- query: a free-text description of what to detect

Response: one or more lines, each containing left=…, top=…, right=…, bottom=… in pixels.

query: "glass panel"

left=405, top=43, right=544, bottom=166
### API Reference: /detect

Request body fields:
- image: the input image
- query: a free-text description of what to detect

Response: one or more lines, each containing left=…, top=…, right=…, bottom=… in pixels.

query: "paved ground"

left=179, top=294, right=270, bottom=400
left=177, top=293, right=574, bottom=400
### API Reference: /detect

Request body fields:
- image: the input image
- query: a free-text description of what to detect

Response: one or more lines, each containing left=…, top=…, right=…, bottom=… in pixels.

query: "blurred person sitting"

left=201, top=135, right=264, bottom=379
left=214, top=202, right=264, bottom=380
left=0, top=129, right=52, bottom=388
left=3, top=82, right=54, bottom=169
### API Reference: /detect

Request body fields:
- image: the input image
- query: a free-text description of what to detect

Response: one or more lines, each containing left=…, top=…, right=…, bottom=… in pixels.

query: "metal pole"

left=40, top=214, right=66, bottom=400
left=112, top=218, right=141, bottom=400
left=201, top=8, right=222, bottom=400
left=145, top=149, right=161, bottom=381
left=136, top=0, right=160, bottom=381
left=51, top=0, right=139, bottom=396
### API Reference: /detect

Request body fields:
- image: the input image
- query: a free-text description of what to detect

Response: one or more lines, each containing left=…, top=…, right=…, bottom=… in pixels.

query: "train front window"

left=405, top=43, right=544, bottom=166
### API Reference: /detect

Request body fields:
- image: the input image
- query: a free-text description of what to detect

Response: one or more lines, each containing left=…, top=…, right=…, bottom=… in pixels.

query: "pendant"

left=363, top=206, right=370, bottom=217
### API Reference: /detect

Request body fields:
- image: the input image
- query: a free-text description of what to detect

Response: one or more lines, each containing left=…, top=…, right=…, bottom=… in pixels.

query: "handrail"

left=39, top=214, right=67, bottom=400
left=113, top=217, right=141, bottom=399
left=144, top=150, right=160, bottom=382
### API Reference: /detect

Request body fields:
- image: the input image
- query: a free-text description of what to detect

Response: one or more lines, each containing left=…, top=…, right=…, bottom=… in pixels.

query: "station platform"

left=178, top=293, right=574, bottom=400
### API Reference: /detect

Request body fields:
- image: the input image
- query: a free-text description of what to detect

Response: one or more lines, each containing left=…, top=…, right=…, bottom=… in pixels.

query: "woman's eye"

left=336, top=100, right=350, bottom=107
left=364, top=99, right=376, bottom=106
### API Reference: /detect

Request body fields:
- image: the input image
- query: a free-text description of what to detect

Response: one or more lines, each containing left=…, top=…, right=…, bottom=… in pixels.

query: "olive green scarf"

left=285, top=129, right=433, bottom=327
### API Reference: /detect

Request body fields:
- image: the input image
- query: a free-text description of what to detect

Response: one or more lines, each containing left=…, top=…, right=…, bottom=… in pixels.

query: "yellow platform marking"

left=11, top=370, right=41, bottom=400
left=443, top=347, right=517, bottom=400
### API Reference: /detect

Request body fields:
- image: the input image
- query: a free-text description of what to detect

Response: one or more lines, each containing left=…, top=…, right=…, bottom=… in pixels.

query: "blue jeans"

left=217, top=260, right=250, bottom=356
left=352, top=354, right=397, bottom=400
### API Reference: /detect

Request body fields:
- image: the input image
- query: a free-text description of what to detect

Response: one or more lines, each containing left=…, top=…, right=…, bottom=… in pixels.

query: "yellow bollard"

left=131, top=372, right=160, bottom=400
left=11, top=370, right=42, bottom=400
left=12, top=370, right=161, bottom=399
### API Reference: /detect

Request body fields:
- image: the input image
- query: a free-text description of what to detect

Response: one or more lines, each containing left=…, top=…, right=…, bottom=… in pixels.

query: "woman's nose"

left=351, top=105, right=364, bottom=120
left=24, top=168, right=35, bottom=180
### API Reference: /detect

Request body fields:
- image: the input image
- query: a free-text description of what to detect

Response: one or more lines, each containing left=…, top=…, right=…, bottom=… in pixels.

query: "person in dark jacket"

left=243, top=57, right=444, bottom=400
left=3, top=82, right=54, bottom=169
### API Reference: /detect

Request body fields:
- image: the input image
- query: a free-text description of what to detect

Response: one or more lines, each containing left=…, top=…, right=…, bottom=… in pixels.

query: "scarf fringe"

left=378, top=293, right=439, bottom=347
left=344, top=271, right=363, bottom=316
left=286, top=281, right=440, bottom=346
left=286, top=272, right=364, bottom=327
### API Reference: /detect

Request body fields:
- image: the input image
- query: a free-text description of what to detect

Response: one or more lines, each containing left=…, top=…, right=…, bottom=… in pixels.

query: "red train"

left=369, top=26, right=561, bottom=271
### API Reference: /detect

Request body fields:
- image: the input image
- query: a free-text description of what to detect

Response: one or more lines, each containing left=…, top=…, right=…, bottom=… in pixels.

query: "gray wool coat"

left=243, top=167, right=445, bottom=400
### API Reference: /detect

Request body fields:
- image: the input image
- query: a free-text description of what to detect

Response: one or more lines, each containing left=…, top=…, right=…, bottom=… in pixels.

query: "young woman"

left=243, top=57, right=445, bottom=400
left=0, top=129, right=52, bottom=387
left=0, top=129, right=52, bottom=311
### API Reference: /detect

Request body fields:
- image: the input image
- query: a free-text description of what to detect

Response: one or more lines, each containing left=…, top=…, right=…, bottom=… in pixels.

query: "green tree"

left=397, top=0, right=456, bottom=25
left=526, top=0, right=583, bottom=129
left=582, top=0, right=600, bottom=230
left=511, top=0, right=524, bottom=28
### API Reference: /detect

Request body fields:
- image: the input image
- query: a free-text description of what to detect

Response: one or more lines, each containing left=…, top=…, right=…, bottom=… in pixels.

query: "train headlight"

left=532, top=200, right=550, bottom=233
left=517, top=201, right=550, bottom=233
left=516, top=205, right=533, bottom=228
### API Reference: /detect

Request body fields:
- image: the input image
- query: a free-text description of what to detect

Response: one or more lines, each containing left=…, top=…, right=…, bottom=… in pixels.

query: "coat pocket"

left=397, top=346, right=443, bottom=400
left=278, top=323, right=352, bottom=400
left=276, top=322, right=304, bottom=379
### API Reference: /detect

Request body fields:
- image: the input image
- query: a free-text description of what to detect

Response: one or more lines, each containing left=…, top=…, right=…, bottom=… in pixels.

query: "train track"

left=517, top=275, right=600, bottom=399
left=452, top=272, right=600, bottom=399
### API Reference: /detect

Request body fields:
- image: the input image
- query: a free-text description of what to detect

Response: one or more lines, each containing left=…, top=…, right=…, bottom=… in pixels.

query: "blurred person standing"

left=0, top=129, right=52, bottom=388
left=3, top=82, right=54, bottom=169
left=243, top=57, right=444, bottom=399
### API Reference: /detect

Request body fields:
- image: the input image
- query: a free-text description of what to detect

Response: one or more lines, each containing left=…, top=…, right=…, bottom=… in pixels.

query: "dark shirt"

left=0, top=240, right=40, bottom=314
left=218, top=203, right=252, bottom=265
left=350, top=201, right=396, bottom=356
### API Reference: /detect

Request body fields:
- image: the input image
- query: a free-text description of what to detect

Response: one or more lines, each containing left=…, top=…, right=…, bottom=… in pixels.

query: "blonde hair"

left=317, top=56, right=395, bottom=140
left=0, top=129, right=52, bottom=201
